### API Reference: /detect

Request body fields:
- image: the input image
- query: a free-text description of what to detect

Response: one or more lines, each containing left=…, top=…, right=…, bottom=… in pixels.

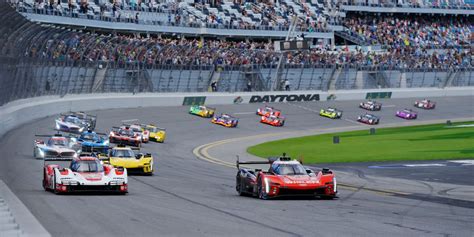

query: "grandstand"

left=0, top=0, right=472, bottom=106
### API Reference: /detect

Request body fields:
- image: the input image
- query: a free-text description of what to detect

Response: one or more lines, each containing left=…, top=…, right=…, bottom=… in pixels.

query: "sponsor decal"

left=182, top=96, right=206, bottom=106
left=366, top=92, right=392, bottom=99
left=249, top=94, right=320, bottom=103
left=233, top=96, right=243, bottom=104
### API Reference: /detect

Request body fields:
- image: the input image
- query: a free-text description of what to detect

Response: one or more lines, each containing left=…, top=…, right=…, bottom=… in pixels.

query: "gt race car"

left=106, top=145, right=154, bottom=175
left=109, top=127, right=142, bottom=147
left=359, top=100, right=382, bottom=111
left=260, top=114, right=285, bottom=127
left=42, top=155, right=128, bottom=194
left=55, top=115, right=90, bottom=133
left=414, top=99, right=436, bottom=109
left=34, top=134, right=79, bottom=159
left=141, top=124, right=166, bottom=143
left=211, top=114, right=239, bottom=127
left=75, top=130, right=110, bottom=154
left=320, top=107, right=343, bottom=119
left=189, top=105, right=216, bottom=118
left=357, top=113, right=380, bottom=125
left=235, top=155, right=337, bottom=199
left=396, top=109, right=417, bottom=119
left=256, top=106, right=281, bottom=117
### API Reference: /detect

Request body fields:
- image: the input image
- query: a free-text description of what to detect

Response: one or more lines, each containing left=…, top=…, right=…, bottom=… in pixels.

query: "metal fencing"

left=1, top=57, right=472, bottom=106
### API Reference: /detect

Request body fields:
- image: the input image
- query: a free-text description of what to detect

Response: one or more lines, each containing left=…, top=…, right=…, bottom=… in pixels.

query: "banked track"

left=0, top=96, right=473, bottom=237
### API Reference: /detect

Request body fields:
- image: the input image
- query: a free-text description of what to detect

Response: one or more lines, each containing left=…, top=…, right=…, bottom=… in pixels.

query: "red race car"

left=260, top=114, right=285, bottom=127
left=414, top=99, right=436, bottom=109
left=109, top=126, right=141, bottom=147
left=256, top=106, right=281, bottom=117
left=235, top=154, right=337, bottom=199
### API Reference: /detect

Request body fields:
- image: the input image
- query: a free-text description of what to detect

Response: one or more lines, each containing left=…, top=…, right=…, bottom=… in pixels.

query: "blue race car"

left=76, top=131, right=109, bottom=155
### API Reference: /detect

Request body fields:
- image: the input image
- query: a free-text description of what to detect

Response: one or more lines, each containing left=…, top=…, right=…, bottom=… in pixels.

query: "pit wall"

left=1, top=87, right=472, bottom=138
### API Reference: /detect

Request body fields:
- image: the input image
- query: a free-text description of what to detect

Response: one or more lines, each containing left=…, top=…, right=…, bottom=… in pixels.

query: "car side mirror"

left=135, top=154, right=142, bottom=159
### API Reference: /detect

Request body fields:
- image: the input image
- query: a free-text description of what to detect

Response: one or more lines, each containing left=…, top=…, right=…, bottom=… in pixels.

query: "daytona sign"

left=249, top=94, right=320, bottom=103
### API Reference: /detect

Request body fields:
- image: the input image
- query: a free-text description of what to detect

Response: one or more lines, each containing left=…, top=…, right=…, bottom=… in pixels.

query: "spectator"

left=211, top=81, right=217, bottom=92
left=246, top=81, right=252, bottom=91
left=284, top=79, right=290, bottom=91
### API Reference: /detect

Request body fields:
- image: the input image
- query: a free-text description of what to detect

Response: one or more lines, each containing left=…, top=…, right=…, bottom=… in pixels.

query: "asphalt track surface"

left=0, top=96, right=473, bottom=237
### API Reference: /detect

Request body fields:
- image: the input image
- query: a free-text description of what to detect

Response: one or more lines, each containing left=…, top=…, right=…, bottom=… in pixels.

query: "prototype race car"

left=109, top=127, right=142, bottom=147
left=414, top=99, right=436, bottom=109
left=63, top=112, right=97, bottom=130
left=320, top=107, right=343, bottom=119
left=211, top=114, right=239, bottom=127
left=359, top=100, right=382, bottom=111
left=235, top=155, right=337, bottom=199
left=357, top=113, right=380, bottom=125
left=55, top=115, right=89, bottom=133
left=260, top=114, right=285, bottom=127
left=75, top=130, right=109, bottom=154
left=396, top=109, right=417, bottom=119
left=122, top=124, right=149, bottom=143
left=256, top=106, right=281, bottom=117
left=42, top=155, right=128, bottom=194
left=106, top=145, right=153, bottom=175
left=34, top=134, right=79, bottom=159
left=189, top=105, right=216, bottom=118
left=141, top=124, right=166, bottom=143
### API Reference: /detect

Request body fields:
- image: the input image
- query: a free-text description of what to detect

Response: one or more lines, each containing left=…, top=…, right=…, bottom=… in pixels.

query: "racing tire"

left=42, top=169, right=48, bottom=191
left=33, top=149, right=37, bottom=159
left=280, top=121, right=285, bottom=127
left=236, top=177, right=244, bottom=196
left=257, top=176, right=268, bottom=200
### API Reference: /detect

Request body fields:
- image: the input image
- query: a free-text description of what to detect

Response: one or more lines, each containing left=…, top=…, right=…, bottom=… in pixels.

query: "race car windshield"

left=130, top=127, right=141, bottom=132
left=71, top=160, right=103, bottom=172
left=111, top=149, right=135, bottom=158
left=119, top=130, right=134, bottom=136
left=272, top=164, right=307, bottom=176
left=48, top=139, right=68, bottom=146
left=147, top=127, right=158, bottom=133
left=65, top=117, right=81, bottom=124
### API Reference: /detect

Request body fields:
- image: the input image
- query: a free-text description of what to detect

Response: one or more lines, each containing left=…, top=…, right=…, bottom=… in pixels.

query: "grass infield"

left=247, top=122, right=474, bottom=163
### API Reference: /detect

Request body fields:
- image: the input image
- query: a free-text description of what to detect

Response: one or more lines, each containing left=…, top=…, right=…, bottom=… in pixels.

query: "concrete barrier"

left=1, top=87, right=473, bottom=138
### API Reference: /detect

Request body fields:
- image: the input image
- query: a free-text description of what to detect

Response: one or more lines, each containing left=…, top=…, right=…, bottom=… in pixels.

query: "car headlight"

left=38, top=149, right=45, bottom=157
left=73, top=153, right=78, bottom=158
left=264, top=177, right=269, bottom=194
left=103, top=140, right=109, bottom=145
left=333, top=177, right=337, bottom=192
left=55, top=123, right=60, bottom=130
left=78, top=127, right=84, bottom=132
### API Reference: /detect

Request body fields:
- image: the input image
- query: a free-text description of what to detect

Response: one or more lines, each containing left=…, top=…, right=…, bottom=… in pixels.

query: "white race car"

left=122, top=124, right=149, bottom=143
left=42, top=156, right=128, bottom=194
left=34, top=134, right=79, bottom=159
left=55, top=115, right=89, bottom=133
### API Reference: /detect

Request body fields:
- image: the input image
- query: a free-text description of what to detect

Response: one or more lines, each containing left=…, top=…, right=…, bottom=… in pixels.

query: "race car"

left=34, top=134, right=79, bottom=159
left=414, top=99, right=436, bottom=109
left=106, top=145, right=153, bottom=175
left=396, top=109, right=417, bottom=119
left=256, top=106, right=281, bottom=117
left=55, top=115, right=89, bottom=133
left=357, top=113, right=380, bottom=125
left=319, top=107, right=343, bottom=119
left=211, top=114, right=239, bottom=127
left=260, top=114, right=285, bottom=127
left=189, top=105, right=216, bottom=118
left=122, top=124, right=149, bottom=143
left=109, top=126, right=142, bottom=147
left=42, top=155, right=128, bottom=194
left=235, top=154, right=337, bottom=199
left=62, top=112, right=97, bottom=130
left=75, top=130, right=110, bottom=155
left=359, top=100, right=382, bottom=111
left=141, top=124, right=166, bottom=143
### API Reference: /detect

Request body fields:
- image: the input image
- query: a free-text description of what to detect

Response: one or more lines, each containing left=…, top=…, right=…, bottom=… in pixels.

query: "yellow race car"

left=320, top=107, right=343, bottom=119
left=106, top=145, right=154, bottom=175
left=141, top=124, right=166, bottom=143
left=189, top=105, right=216, bottom=118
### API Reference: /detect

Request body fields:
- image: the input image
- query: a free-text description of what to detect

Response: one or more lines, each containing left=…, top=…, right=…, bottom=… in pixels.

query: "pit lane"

left=0, top=96, right=472, bottom=236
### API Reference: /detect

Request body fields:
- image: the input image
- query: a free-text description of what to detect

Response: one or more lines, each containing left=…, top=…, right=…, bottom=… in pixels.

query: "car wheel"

left=42, top=169, right=48, bottom=191
left=257, top=176, right=268, bottom=200
left=52, top=172, right=58, bottom=194
left=236, top=177, right=244, bottom=196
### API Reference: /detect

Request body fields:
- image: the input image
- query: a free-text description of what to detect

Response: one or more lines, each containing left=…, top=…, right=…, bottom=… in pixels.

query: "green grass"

left=247, top=122, right=474, bottom=163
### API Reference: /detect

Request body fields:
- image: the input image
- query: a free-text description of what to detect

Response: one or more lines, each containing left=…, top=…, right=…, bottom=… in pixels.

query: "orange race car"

left=260, top=114, right=285, bottom=127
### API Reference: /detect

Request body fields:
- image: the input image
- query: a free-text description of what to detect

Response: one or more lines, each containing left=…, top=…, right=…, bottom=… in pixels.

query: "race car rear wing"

left=236, top=153, right=298, bottom=169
